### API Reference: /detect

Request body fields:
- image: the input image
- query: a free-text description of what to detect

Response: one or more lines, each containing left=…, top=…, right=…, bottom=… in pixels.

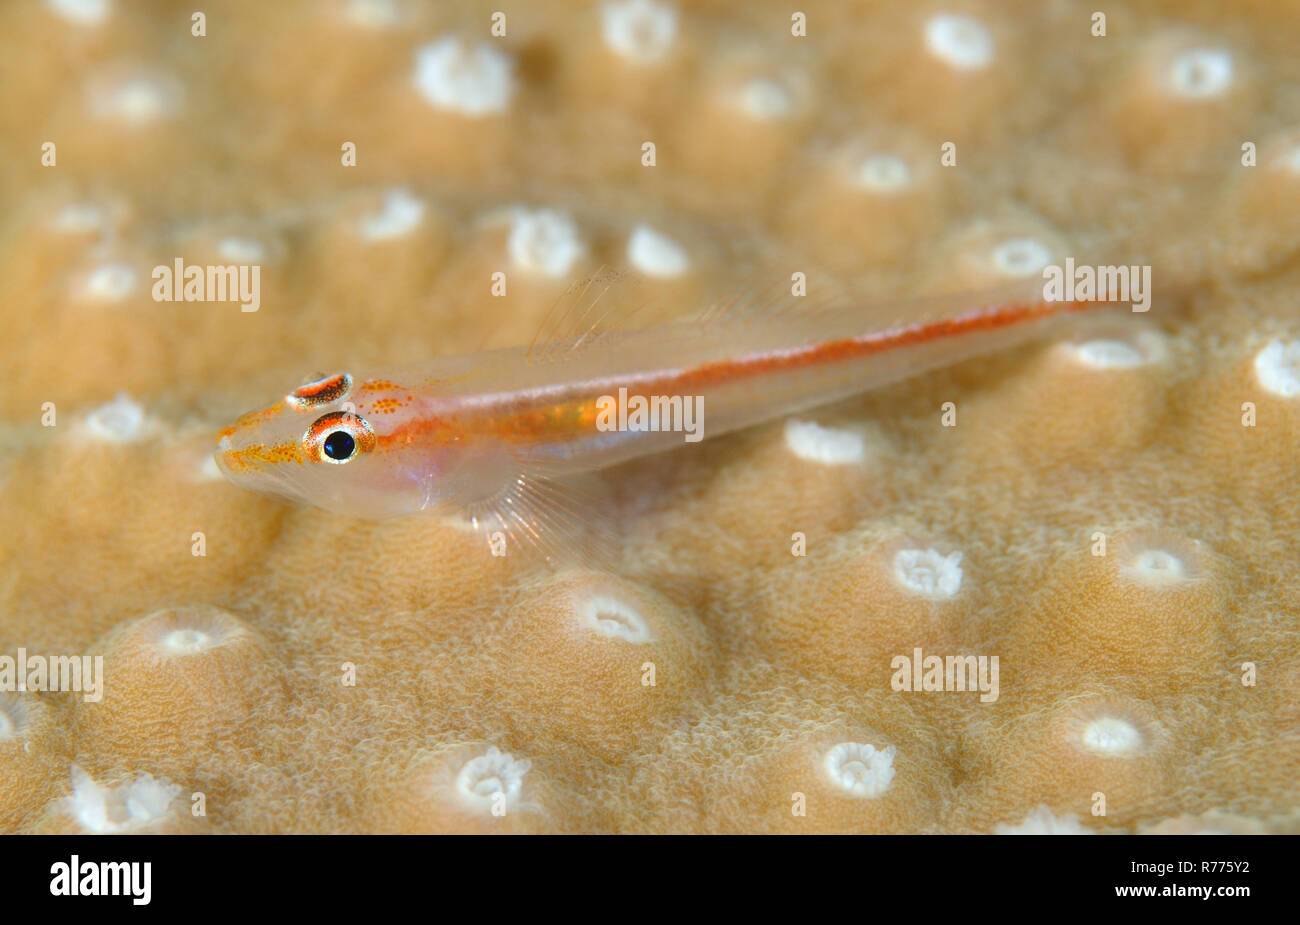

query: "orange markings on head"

left=222, top=441, right=306, bottom=472
left=367, top=398, right=405, bottom=415
left=240, top=404, right=283, bottom=425
left=218, top=402, right=285, bottom=441
left=357, top=378, right=399, bottom=393
left=287, top=372, right=353, bottom=410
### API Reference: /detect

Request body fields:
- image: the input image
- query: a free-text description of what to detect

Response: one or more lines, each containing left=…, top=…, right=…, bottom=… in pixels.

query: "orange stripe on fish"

left=214, top=278, right=1116, bottom=547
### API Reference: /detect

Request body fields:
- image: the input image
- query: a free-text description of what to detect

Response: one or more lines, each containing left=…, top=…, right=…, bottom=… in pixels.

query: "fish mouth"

left=213, top=444, right=316, bottom=509
left=213, top=424, right=306, bottom=484
left=213, top=444, right=256, bottom=486
left=214, top=444, right=240, bottom=479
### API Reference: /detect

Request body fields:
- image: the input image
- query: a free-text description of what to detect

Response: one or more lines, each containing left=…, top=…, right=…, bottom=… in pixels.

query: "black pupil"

left=322, top=430, right=355, bottom=460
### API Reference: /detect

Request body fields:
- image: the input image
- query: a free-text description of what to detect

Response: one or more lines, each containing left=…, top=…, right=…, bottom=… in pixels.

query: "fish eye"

left=304, top=411, right=375, bottom=464
left=323, top=430, right=355, bottom=461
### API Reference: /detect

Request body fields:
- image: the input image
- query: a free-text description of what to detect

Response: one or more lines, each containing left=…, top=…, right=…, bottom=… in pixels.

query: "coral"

left=823, top=742, right=897, bottom=799
left=72, top=605, right=289, bottom=766
left=0, top=0, right=1297, bottom=835
left=994, top=805, right=1093, bottom=835
left=412, top=36, right=514, bottom=117
left=31, top=764, right=204, bottom=834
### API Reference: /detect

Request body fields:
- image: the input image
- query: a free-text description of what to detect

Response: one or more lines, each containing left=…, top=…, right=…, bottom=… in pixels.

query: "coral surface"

left=1, top=0, right=1297, bottom=833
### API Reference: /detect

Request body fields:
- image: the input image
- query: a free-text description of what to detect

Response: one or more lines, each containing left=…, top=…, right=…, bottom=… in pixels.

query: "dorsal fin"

left=696, top=265, right=852, bottom=332
left=526, top=267, right=652, bottom=364
left=525, top=263, right=860, bottom=365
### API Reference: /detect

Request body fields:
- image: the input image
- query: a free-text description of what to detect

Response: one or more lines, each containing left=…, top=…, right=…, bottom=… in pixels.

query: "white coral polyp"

left=734, top=78, right=793, bottom=120
left=197, top=454, right=224, bottom=481
left=47, top=0, right=111, bottom=27
left=84, top=393, right=147, bottom=442
left=146, top=607, right=244, bottom=656
left=0, top=694, right=27, bottom=741
left=455, top=747, right=531, bottom=809
left=358, top=188, right=425, bottom=241
left=1082, top=716, right=1144, bottom=755
left=784, top=418, right=865, bottom=465
left=580, top=595, right=651, bottom=643
left=893, top=548, right=963, bottom=598
left=53, top=203, right=107, bottom=234
left=854, top=154, right=912, bottom=194
left=1254, top=339, right=1300, bottom=397
left=507, top=208, right=585, bottom=277
left=1123, top=548, right=1186, bottom=586
left=413, top=37, right=513, bottom=116
left=1071, top=339, right=1147, bottom=369
left=995, top=805, right=1093, bottom=835
left=1282, top=144, right=1300, bottom=174
left=992, top=237, right=1052, bottom=278
left=601, top=0, right=678, bottom=65
left=1165, top=47, right=1233, bottom=99
left=62, top=765, right=181, bottom=833
left=627, top=224, right=689, bottom=278
left=78, top=262, right=137, bottom=301
left=924, top=13, right=994, bottom=72
left=87, top=70, right=181, bottom=126
left=342, top=0, right=402, bottom=30
left=217, top=236, right=266, bottom=262
left=823, top=742, right=896, bottom=798
left=161, top=628, right=213, bottom=655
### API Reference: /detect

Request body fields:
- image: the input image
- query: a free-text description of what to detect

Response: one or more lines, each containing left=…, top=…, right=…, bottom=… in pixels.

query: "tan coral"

left=73, top=607, right=286, bottom=759
left=363, top=741, right=565, bottom=834
left=29, top=763, right=208, bottom=835
left=1010, top=527, right=1231, bottom=683
left=0, top=693, right=71, bottom=832
left=488, top=570, right=714, bottom=762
